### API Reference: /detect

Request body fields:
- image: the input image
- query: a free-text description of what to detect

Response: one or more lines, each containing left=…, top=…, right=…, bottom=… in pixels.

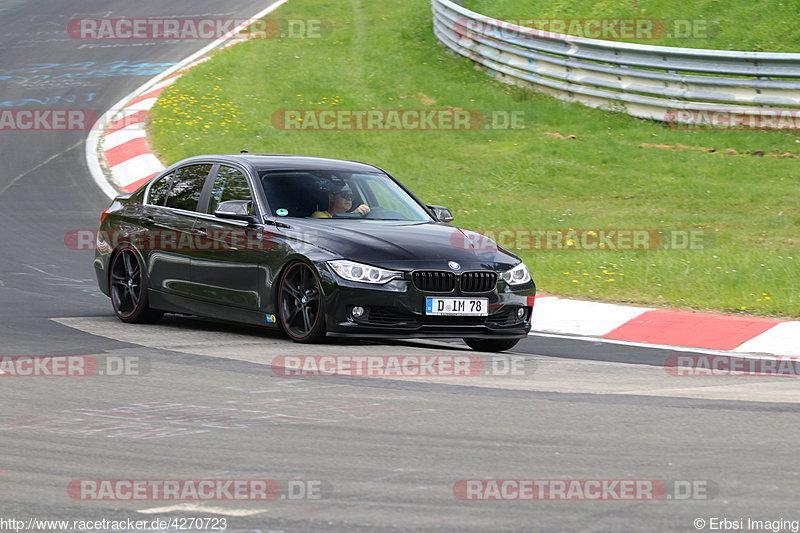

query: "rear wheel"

left=463, top=338, right=520, bottom=352
left=278, top=261, right=327, bottom=343
left=109, top=248, right=163, bottom=324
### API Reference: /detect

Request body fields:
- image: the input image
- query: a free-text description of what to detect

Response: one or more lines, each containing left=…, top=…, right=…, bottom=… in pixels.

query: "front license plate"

left=425, top=297, right=488, bottom=316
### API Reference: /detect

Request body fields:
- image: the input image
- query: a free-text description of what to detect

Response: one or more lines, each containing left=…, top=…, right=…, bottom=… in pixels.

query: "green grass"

left=464, top=0, right=800, bottom=52
left=149, top=0, right=800, bottom=318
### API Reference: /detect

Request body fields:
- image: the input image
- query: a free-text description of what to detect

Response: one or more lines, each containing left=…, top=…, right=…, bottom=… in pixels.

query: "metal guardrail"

left=432, top=0, right=800, bottom=127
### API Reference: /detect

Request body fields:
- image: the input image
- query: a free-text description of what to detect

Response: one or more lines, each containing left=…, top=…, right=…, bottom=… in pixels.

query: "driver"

left=311, top=184, right=370, bottom=218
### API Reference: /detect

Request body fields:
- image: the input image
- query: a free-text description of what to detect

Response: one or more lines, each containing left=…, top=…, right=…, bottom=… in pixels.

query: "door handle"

left=194, top=227, right=208, bottom=236
left=143, top=216, right=155, bottom=225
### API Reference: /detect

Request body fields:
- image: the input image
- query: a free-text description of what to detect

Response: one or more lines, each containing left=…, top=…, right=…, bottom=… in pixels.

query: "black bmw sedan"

left=94, top=154, right=535, bottom=352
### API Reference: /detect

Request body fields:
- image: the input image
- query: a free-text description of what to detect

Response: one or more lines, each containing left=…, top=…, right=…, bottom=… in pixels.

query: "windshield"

left=258, top=169, right=433, bottom=222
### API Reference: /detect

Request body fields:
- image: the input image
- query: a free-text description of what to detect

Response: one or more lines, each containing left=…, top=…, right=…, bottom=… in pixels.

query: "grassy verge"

left=464, top=0, right=800, bottom=52
left=149, top=0, right=800, bottom=318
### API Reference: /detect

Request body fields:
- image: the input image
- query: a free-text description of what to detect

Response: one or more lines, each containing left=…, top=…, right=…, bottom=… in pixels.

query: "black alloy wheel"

left=278, top=261, right=327, bottom=342
left=109, top=248, right=163, bottom=323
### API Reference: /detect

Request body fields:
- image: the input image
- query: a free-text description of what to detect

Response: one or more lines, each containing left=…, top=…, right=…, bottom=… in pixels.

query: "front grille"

left=412, top=271, right=456, bottom=292
left=461, top=271, right=498, bottom=293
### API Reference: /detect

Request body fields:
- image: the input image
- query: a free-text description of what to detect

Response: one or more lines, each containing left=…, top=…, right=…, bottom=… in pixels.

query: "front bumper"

left=320, top=270, right=535, bottom=339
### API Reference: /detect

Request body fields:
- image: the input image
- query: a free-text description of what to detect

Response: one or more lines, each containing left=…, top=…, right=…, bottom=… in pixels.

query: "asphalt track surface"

left=1, top=2, right=799, bottom=532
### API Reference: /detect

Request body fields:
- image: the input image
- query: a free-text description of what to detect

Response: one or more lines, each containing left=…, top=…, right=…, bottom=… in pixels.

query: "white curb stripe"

left=735, top=322, right=800, bottom=356
left=109, top=154, right=164, bottom=189
left=531, top=296, right=653, bottom=337
left=103, top=127, right=147, bottom=151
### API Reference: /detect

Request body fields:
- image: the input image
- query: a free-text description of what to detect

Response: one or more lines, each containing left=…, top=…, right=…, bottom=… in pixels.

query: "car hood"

left=279, top=219, right=520, bottom=271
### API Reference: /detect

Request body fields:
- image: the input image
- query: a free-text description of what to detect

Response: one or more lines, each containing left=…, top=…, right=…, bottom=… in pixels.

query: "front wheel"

left=278, top=261, right=327, bottom=343
left=109, top=247, right=163, bottom=324
left=463, top=338, right=520, bottom=352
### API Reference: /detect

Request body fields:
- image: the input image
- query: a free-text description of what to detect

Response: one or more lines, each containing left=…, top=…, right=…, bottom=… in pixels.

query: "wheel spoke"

left=287, top=306, right=301, bottom=325
left=302, top=307, right=312, bottom=332
left=118, top=286, right=130, bottom=309
left=130, top=286, right=140, bottom=307
left=282, top=281, right=302, bottom=301
left=300, top=267, right=309, bottom=290
left=122, top=252, right=133, bottom=276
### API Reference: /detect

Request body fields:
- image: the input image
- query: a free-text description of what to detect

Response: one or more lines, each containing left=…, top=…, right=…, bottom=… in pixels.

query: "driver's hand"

left=353, top=204, right=371, bottom=216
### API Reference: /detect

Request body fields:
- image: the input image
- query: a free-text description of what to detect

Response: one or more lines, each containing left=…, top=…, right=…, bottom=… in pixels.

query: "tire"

left=278, top=261, right=327, bottom=343
left=463, top=338, right=520, bottom=352
left=109, top=247, right=163, bottom=324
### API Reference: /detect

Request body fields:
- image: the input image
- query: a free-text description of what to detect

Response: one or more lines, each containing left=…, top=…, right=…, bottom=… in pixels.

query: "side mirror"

left=214, top=200, right=258, bottom=223
left=426, top=204, right=454, bottom=223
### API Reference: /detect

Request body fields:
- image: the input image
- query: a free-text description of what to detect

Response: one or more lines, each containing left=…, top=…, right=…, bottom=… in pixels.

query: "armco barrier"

left=431, top=0, right=800, bottom=126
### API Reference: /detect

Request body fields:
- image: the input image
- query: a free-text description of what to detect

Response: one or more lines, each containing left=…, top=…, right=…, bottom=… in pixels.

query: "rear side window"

left=208, top=166, right=254, bottom=214
left=164, top=164, right=212, bottom=212
left=147, top=172, right=173, bottom=206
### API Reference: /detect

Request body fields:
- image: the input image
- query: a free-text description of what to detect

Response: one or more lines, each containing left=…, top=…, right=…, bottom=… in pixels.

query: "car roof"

left=175, top=153, right=383, bottom=173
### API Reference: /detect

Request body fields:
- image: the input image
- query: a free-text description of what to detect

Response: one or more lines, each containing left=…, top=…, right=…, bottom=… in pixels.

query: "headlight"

left=501, top=262, right=531, bottom=286
left=328, top=260, right=402, bottom=284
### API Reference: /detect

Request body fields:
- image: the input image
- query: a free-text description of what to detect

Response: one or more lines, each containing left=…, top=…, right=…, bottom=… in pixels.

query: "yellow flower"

left=740, top=306, right=747, bottom=310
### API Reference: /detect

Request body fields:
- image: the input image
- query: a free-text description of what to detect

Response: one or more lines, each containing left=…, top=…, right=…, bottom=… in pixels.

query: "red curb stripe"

left=105, top=110, right=148, bottom=135
left=604, top=309, right=782, bottom=350
left=104, top=137, right=150, bottom=168
left=128, top=86, right=167, bottom=106
left=122, top=172, right=159, bottom=193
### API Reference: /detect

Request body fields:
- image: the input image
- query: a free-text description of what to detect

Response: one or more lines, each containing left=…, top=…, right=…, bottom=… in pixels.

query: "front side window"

left=164, top=164, right=212, bottom=212
left=208, top=166, right=254, bottom=215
